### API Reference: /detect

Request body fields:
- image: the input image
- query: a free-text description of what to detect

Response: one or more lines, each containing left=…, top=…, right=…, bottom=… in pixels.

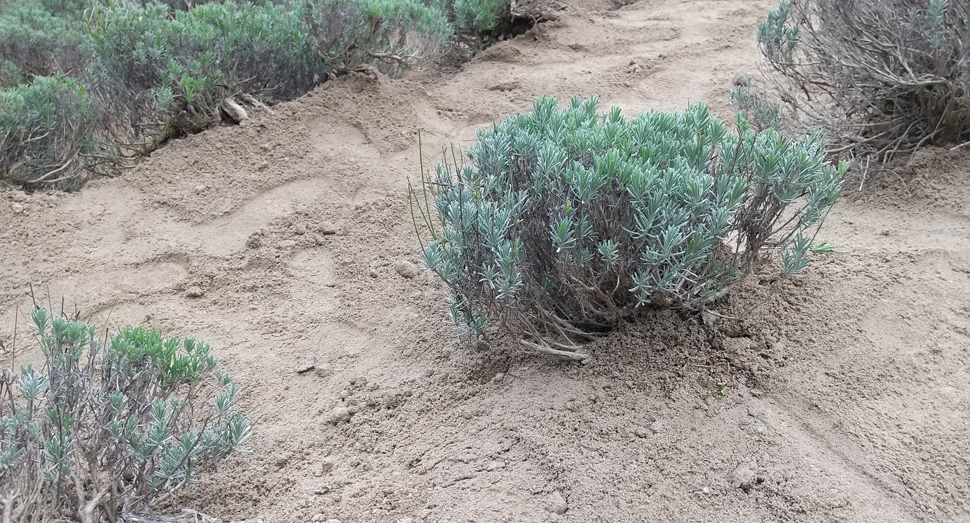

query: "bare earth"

left=2, top=0, right=969, bottom=521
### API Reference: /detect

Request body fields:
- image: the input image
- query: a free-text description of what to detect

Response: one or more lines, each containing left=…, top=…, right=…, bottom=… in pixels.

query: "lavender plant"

left=0, top=308, right=250, bottom=522
left=411, top=97, right=845, bottom=359
left=758, top=0, right=970, bottom=162
left=0, top=75, right=107, bottom=191
left=88, top=0, right=325, bottom=146
left=299, top=0, right=452, bottom=76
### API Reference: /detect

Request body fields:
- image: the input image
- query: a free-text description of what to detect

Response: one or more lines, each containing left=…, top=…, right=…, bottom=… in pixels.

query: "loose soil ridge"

left=2, top=0, right=968, bottom=521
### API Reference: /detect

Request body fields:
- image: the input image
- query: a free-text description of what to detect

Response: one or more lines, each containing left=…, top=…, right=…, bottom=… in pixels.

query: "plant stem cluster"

left=758, top=0, right=970, bottom=162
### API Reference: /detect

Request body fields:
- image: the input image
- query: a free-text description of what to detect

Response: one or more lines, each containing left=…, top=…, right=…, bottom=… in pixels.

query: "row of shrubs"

left=0, top=0, right=513, bottom=189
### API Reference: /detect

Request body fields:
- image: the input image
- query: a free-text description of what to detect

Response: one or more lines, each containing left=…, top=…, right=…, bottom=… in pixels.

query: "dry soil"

left=2, top=0, right=969, bottom=522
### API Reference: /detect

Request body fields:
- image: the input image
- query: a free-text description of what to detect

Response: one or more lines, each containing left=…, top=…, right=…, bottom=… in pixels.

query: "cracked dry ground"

left=2, top=0, right=968, bottom=521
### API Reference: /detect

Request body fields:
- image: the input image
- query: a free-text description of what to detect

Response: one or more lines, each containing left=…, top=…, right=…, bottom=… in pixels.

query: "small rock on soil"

left=295, top=355, right=315, bottom=374
left=327, top=406, right=356, bottom=425
left=394, top=260, right=419, bottom=279
left=547, top=491, right=568, bottom=515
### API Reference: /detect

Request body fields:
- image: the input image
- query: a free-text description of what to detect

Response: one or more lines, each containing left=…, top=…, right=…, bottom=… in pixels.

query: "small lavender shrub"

left=0, top=75, right=104, bottom=190
left=299, top=0, right=452, bottom=76
left=758, top=0, right=970, bottom=161
left=0, top=308, right=250, bottom=521
left=412, top=96, right=845, bottom=359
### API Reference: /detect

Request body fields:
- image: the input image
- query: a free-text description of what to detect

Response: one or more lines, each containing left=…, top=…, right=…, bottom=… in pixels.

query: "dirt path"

left=2, top=1, right=968, bottom=521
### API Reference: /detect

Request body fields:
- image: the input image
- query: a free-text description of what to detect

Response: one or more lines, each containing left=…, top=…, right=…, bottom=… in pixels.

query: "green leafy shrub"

left=0, top=75, right=104, bottom=190
left=1, top=0, right=512, bottom=188
left=135, top=0, right=228, bottom=12
left=89, top=0, right=324, bottom=143
left=758, top=0, right=970, bottom=161
left=34, top=0, right=95, bottom=15
left=0, top=1, right=92, bottom=88
left=411, top=97, right=845, bottom=359
left=299, top=0, right=452, bottom=75
left=449, top=0, right=510, bottom=48
left=0, top=308, right=250, bottom=521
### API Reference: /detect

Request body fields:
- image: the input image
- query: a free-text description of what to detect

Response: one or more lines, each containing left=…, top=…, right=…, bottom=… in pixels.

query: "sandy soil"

left=2, top=0, right=969, bottom=521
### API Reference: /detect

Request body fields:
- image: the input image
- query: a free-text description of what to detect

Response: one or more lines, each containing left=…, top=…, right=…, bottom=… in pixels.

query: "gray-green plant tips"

left=410, top=96, right=845, bottom=359
left=0, top=308, right=250, bottom=522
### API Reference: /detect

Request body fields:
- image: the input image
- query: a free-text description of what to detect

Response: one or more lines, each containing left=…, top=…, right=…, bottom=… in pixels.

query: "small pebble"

left=295, top=355, right=315, bottom=374
left=311, top=515, right=325, bottom=522
left=326, top=406, right=355, bottom=425
left=293, top=223, right=307, bottom=235
left=650, top=421, right=663, bottom=433
left=394, top=260, right=419, bottom=279
left=186, top=286, right=204, bottom=298
left=547, top=491, right=568, bottom=515
left=701, top=310, right=718, bottom=325
left=10, top=203, right=24, bottom=214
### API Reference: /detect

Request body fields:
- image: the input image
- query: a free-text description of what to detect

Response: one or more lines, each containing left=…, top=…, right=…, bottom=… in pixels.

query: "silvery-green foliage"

left=0, top=308, right=250, bottom=521
left=449, top=0, right=509, bottom=50
left=0, top=0, right=91, bottom=89
left=299, top=0, right=452, bottom=75
left=89, top=0, right=325, bottom=140
left=414, top=96, right=844, bottom=355
left=0, top=75, right=104, bottom=190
